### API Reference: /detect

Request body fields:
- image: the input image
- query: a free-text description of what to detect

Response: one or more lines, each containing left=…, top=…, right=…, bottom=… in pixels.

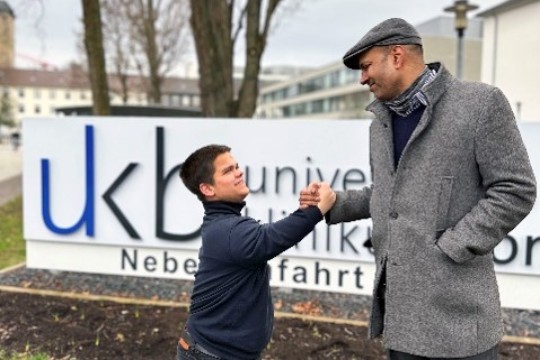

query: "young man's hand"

left=299, top=182, right=321, bottom=208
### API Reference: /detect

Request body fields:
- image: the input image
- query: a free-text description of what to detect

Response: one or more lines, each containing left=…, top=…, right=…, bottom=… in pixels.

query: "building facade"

left=257, top=62, right=373, bottom=120
left=478, top=0, right=540, bottom=121
left=0, top=1, right=201, bottom=139
left=0, top=66, right=201, bottom=127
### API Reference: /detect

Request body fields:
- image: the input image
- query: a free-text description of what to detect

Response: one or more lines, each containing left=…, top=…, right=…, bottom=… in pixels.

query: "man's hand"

left=299, top=182, right=321, bottom=208
left=317, top=182, right=336, bottom=215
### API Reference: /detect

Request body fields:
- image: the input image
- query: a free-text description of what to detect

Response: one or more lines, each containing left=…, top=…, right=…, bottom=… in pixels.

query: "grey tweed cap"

left=343, top=18, right=422, bottom=69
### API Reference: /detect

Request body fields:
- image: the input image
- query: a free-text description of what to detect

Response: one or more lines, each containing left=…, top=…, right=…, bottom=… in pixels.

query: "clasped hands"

left=299, top=182, right=336, bottom=215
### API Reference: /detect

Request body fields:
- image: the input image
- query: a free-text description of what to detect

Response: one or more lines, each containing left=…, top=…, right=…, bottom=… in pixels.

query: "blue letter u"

left=41, top=125, right=95, bottom=236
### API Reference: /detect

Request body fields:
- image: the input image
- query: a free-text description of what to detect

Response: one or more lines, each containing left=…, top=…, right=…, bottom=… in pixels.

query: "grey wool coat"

left=327, top=63, right=536, bottom=358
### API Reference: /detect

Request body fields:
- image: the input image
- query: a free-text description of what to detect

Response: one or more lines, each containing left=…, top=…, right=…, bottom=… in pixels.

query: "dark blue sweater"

left=391, top=105, right=425, bottom=167
left=186, top=201, right=323, bottom=360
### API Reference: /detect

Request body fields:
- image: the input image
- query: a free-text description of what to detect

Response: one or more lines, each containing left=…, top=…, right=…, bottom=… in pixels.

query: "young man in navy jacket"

left=177, top=144, right=335, bottom=360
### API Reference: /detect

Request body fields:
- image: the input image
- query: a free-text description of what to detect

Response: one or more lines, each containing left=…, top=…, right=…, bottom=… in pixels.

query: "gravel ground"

left=1, top=265, right=539, bottom=340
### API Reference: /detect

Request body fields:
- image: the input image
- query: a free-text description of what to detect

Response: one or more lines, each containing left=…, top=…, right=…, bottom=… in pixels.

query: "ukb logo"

left=40, top=124, right=201, bottom=241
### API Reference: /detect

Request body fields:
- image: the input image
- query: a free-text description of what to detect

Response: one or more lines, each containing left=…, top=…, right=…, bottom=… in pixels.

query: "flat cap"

left=343, top=18, right=422, bottom=69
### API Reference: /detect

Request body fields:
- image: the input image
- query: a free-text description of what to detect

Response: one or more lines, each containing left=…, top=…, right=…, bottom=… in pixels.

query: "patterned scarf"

left=384, top=66, right=437, bottom=117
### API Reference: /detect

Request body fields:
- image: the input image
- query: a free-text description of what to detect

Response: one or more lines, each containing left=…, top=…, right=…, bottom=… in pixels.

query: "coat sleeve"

left=436, top=87, right=537, bottom=264
left=325, top=186, right=372, bottom=224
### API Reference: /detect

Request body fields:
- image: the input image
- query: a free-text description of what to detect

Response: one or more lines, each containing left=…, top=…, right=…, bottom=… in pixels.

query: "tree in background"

left=0, top=94, right=15, bottom=142
left=101, top=0, right=190, bottom=105
left=100, top=0, right=133, bottom=104
left=81, top=0, right=111, bottom=115
left=190, top=0, right=288, bottom=118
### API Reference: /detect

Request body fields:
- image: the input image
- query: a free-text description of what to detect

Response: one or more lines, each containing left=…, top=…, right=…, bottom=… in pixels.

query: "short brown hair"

left=179, top=144, right=231, bottom=201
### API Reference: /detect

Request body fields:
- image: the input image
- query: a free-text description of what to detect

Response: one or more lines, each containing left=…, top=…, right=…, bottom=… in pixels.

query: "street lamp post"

left=444, top=0, right=478, bottom=79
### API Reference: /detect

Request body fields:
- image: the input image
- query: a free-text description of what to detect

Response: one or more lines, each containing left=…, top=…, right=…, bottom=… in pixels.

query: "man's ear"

left=391, top=45, right=405, bottom=68
left=199, top=183, right=215, bottom=198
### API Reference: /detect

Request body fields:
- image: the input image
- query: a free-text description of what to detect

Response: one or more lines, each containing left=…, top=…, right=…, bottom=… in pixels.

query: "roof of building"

left=161, top=76, right=199, bottom=94
left=0, top=67, right=90, bottom=89
left=0, top=1, right=14, bottom=17
left=477, top=0, right=539, bottom=17
left=0, top=66, right=201, bottom=95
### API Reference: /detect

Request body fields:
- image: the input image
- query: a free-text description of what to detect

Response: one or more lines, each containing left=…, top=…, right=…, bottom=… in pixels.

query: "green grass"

left=0, top=196, right=25, bottom=269
left=0, top=350, right=51, bottom=360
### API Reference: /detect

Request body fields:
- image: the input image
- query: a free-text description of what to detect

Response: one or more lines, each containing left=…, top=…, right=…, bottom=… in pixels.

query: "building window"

left=311, top=99, right=324, bottom=114
left=18, top=104, right=25, bottom=113
left=182, top=95, right=191, bottom=107
left=49, top=89, right=56, bottom=99
left=288, top=84, right=299, bottom=97
left=329, top=71, right=341, bottom=87
left=35, top=105, right=41, bottom=114
left=18, top=88, right=24, bottom=98
left=34, top=89, right=41, bottom=99
left=80, top=91, right=86, bottom=100
left=65, top=91, right=71, bottom=100
left=168, top=94, right=181, bottom=106
left=342, top=68, right=358, bottom=85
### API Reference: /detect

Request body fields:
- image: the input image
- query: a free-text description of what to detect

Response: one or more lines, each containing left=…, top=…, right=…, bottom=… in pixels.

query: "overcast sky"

left=10, top=0, right=503, bottom=75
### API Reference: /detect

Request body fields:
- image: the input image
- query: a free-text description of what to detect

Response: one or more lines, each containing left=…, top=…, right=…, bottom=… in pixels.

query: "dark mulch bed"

left=1, top=291, right=539, bottom=360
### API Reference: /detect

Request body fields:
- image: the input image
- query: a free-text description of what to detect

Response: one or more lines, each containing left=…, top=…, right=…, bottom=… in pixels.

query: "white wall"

left=481, top=1, right=540, bottom=121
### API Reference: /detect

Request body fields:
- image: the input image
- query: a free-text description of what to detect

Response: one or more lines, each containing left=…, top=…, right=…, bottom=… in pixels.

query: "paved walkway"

left=0, top=142, right=23, bottom=207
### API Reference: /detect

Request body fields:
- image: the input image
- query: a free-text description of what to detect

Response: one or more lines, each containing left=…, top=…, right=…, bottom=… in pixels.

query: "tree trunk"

left=238, top=0, right=281, bottom=117
left=82, top=0, right=111, bottom=115
left=140, top=0, right=162, bottom=104
left=189, top=0, right=234, bottom=117
left=190, top=0, right=282, bottom=118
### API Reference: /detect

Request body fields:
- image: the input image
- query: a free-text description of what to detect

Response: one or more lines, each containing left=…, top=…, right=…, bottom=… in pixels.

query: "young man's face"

left=203, top=152, right=250, bottom=202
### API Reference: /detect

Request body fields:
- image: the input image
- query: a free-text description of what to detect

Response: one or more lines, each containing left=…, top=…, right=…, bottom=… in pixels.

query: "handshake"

left=298, top=182, right=336, bottom=216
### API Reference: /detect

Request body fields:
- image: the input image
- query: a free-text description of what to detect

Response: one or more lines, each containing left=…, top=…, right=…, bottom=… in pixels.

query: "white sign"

left=23, top=117, right=540, bottom=310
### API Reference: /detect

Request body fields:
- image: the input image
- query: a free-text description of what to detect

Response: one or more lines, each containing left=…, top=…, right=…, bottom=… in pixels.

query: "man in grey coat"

left=301, top=18, right=536, bottom=359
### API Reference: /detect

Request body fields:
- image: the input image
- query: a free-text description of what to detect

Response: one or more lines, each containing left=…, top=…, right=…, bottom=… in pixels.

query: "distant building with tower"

left=0, top=0, right=202, bottom=140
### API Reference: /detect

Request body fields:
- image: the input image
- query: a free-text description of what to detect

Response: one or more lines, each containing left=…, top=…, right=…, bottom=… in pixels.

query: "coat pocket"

left=436, top=176, right=454, bottom=231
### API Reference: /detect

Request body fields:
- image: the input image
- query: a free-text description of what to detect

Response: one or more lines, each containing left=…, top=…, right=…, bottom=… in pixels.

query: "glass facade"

left=258, top=66, right=371, bottom=119
left=261, top=67, right=359, bottom=105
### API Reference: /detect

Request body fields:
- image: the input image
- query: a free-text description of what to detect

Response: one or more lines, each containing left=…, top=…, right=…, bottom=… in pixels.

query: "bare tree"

left=0, top=94, right=15, bottom=141
left=101, top=0, right=132, bottom=104
left=103, top=0, right=190, bottom=105
left=189, top=0, right=286, bottom=118
left=82, top=0, right=111, bottom=115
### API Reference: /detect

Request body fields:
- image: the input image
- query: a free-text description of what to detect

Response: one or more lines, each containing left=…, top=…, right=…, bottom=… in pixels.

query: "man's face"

left=205, top=152, right=250, bottom=202
left=358, top=46, right=400, bottom=101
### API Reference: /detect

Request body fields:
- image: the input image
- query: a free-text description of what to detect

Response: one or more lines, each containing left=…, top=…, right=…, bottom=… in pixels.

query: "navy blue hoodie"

left=185, top=200, right=323, bottom=359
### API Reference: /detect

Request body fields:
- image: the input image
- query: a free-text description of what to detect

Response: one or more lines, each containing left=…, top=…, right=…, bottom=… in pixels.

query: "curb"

left=0, top=284, right=190, bottom=308
left=0, top=282, right=539, bottom=346
left=0, top=262, right=26, bottom=274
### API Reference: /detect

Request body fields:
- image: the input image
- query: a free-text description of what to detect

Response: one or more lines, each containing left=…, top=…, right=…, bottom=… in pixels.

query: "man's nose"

left=359, top=71, right=369, bottom=85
